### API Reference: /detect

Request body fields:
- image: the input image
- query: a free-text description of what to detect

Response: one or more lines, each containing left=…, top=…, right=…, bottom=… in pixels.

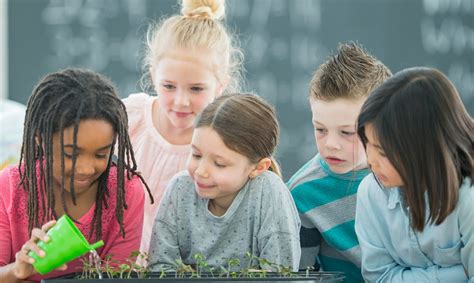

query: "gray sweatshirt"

left=148, top=170, right=301, bottom=272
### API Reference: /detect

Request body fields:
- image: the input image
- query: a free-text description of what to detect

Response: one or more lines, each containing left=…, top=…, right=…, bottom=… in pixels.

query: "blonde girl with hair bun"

left=122, top=0, right=243, bottom=255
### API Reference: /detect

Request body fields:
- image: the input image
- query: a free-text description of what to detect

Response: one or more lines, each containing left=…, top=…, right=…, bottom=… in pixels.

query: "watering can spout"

left=90, top=240, right=104, bottom=250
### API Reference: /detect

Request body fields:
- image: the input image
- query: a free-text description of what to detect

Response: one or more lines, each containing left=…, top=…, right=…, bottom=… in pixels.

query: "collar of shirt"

left=387, top=187, right=402, bottom=210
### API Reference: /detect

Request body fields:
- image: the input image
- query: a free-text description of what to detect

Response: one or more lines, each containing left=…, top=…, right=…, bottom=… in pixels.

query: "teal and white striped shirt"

left=288, top=154, right=369, bottom=283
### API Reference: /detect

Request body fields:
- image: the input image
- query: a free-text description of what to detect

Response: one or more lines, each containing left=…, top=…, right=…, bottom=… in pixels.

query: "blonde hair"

left=142, top=0, right=243, bottom=93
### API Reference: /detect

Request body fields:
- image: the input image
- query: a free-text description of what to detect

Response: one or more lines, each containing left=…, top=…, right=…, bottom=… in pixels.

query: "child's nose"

left=325, top=134, right=341, bottom=150
left=195, top=163, right=209, bottom=178
left=366, top=147, right=377, bottom=169
left=75, top=160, right=96, bottom=176
left=174, top=90, right=190, bottom=107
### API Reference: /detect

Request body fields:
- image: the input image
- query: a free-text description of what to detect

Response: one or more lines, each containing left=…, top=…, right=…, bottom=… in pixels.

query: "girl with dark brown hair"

left=356, top=67, right=473, bottom=282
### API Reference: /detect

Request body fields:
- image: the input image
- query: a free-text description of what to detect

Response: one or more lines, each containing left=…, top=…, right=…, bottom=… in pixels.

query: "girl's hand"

left=12, top=220, right=67, bottom=279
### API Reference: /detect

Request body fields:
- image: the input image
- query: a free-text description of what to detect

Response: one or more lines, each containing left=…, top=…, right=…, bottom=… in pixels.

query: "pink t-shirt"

left=0, top=164, right=145, bottom=282
left=123, top=93, right=190, bottom=254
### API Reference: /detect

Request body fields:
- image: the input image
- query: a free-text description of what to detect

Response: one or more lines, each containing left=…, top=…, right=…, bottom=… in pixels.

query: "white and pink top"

left=123, top=93, right=190, bottom=254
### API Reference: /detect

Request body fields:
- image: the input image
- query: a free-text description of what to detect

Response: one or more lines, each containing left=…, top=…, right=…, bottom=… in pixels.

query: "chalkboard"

left=8, top=0, right=474, bottom=179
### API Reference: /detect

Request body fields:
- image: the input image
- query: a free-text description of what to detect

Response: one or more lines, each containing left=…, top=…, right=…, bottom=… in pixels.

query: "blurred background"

left=1, top=0, right=473, bottom=179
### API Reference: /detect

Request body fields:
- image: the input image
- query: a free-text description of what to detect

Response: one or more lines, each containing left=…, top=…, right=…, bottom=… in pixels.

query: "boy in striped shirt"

left=288, top=42, right=391, bottom=282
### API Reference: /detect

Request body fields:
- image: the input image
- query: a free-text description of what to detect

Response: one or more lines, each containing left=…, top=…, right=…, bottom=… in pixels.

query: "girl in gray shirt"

left=148, top=93, right=301, bottom=272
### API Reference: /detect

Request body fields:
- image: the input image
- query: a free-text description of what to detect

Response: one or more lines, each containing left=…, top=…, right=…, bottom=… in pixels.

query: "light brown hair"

left=195, top=93, right=282, bottom=178
left=310, top=42, right=392, bottom=101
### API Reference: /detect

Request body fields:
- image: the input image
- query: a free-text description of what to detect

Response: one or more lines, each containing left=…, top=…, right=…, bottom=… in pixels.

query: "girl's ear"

left=249, top=157, right=272, bottom=179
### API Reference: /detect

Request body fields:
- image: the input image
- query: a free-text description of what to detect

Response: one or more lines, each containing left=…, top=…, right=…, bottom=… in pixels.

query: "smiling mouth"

left=174, top=111, right=192, bottom=118
left=74, top=178, right=93, bottom=186
left=196, top=182, right=214, bottom=189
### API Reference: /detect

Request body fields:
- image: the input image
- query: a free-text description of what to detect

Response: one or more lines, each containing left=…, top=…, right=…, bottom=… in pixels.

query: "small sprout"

left=80, top=250, right=150, bottom=279
left=218, top=265, right=228, bottom=277
left=226, top=257, right=240, bottom=277
left=208, top=266, right=215, bottom=277
left=160, top=268, right=166, bottom=278
left=193, top=252, right=207, bottom=277
left=80, top=251, right=318, bottom=280
left=129, top=250, right=141, bottom=258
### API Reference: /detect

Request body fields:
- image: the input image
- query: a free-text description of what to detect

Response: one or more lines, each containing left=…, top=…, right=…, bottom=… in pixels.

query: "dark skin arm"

left=0, top=221, right=67, bottom=283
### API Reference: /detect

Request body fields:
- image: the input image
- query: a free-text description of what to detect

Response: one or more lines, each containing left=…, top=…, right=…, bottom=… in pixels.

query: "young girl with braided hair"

left=0, top=68, right=151, bottom=282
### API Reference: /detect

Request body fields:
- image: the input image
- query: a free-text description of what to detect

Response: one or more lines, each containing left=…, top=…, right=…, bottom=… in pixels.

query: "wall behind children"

left=8, top=0, right=474, bottom=180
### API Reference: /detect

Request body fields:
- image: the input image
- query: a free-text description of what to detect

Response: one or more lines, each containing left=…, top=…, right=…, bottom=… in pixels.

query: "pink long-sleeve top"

left=0, top=164, right=145, bottom=282
left=123, top=93, right=190, bottom=254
